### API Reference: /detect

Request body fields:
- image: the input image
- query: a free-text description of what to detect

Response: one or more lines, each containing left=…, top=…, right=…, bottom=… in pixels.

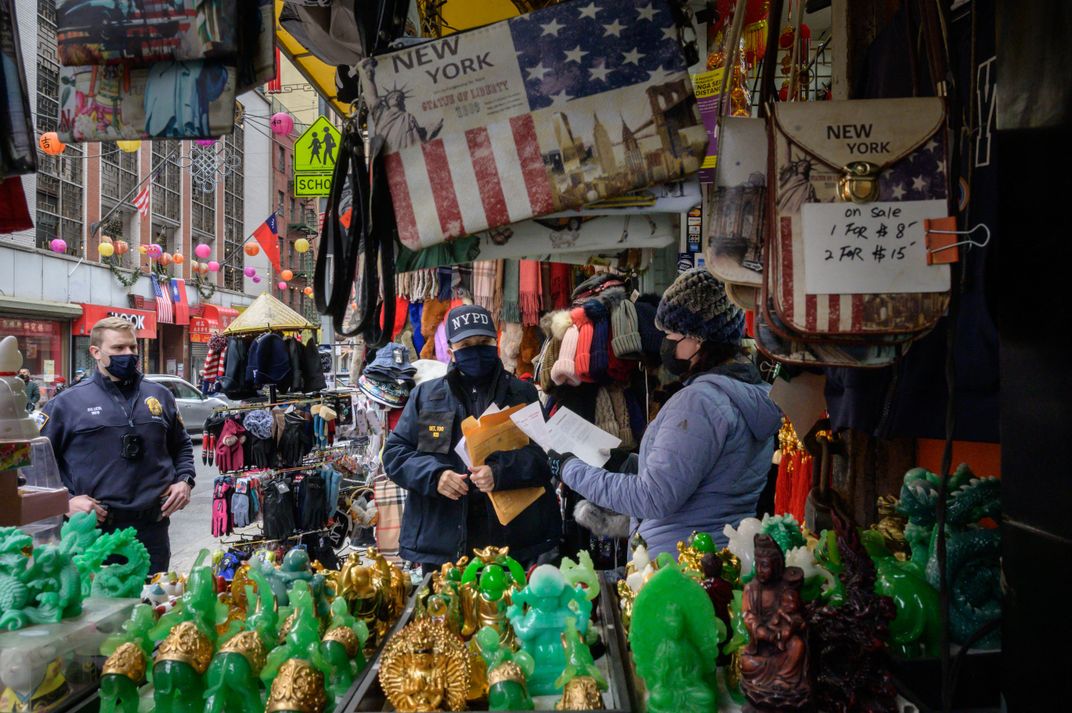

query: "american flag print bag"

left=357, top=0, right=708, bottom=251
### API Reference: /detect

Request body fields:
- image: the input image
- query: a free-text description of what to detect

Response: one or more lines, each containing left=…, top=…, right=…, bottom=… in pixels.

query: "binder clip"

left=925, top=219, right=991, bottom=265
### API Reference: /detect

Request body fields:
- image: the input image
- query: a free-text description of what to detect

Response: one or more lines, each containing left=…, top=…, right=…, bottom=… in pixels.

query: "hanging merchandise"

left=57, top=62, right=238, bottom=141
left=356, top=0, right=708, bottom=251
left=0, top=0, right=37, bottom=178
left=55, top=0, right=239, bottom=66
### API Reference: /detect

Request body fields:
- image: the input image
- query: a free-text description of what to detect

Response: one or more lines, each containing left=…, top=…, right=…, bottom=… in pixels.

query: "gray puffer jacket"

left=560, top=361, right=781, bottom=557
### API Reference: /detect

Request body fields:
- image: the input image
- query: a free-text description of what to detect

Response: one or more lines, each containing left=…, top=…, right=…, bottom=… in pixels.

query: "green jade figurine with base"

left=629, top=564, right=724, bottom=713
left=476, top=625, right=536, bottom=711
left=261, top=580, right=332, bottom=692
left=507, top=564, right=591, bottom=697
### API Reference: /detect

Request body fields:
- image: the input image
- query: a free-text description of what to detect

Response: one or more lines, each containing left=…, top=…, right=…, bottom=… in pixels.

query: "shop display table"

left=0, top=597, right=140, bottom=713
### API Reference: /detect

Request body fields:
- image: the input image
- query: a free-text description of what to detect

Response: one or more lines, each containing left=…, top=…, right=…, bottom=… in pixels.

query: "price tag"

left=801, top=200, right=950, bottom=295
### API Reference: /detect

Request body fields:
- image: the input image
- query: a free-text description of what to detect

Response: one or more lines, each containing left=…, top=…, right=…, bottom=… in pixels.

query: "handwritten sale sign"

left=802, top=199, right=950, bottom=295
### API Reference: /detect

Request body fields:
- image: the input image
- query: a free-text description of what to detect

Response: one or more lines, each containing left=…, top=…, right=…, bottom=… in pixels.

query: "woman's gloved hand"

left=547, top=450, right=578, bottom=480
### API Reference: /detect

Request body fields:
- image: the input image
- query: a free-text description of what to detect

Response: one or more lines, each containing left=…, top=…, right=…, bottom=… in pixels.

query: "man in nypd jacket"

left=383, top=305, right=560, bottom=571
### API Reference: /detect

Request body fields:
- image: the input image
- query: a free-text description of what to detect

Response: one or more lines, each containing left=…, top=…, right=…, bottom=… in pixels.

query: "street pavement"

left=167, top=436, right=220, bottom=573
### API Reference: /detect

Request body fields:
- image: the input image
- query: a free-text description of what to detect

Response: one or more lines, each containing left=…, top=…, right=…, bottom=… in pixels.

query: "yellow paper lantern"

left=116, top=140, right=140, bottom=153
left=294, top=238, right=310, bottom=254
left=138, top=245, right=148, bottom=255
left=98, top=242, right=115, bottom=258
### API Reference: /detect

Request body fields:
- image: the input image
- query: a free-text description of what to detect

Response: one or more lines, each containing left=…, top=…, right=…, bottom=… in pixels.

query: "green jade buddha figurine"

left=629, top=565, right=724, bottom=713
left=507, top=564, right=592, bottom=697
left=99, top=604, right=156, bottom=713
left=476, top=625, right=536, bottom=711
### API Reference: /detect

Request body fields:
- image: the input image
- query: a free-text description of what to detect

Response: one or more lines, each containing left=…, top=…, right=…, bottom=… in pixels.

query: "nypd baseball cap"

left=447, top=305, right=497, bottom=344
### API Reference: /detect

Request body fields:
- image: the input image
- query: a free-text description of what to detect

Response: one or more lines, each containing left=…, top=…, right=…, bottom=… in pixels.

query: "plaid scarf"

left=472, top=260, right=498, bottom=313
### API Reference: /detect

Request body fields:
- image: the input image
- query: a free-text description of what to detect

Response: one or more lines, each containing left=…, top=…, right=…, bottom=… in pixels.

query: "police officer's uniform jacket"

left=41, top=369, right=196, bottom=514
left=382, top=363, right=560, bottom=566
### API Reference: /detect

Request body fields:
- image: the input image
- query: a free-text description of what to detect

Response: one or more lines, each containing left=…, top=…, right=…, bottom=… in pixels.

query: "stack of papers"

left=509, top=403, right=621, bottom=467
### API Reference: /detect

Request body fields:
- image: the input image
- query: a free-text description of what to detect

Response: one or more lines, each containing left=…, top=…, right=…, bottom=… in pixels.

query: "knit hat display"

left=633, top=299, right=663, bottom=358
left=571, top=273, right=625, bottom=301
left=583, top=300, right=609, bottom=383
left=243, top=409, right=273, bottom=441
left=551, top=324, right=580, bottom=386
left=610, top=299, right=643, bottom=359
left=655, top=268, right=745, bottom=344
left=571, top=307, right=594, bottom=382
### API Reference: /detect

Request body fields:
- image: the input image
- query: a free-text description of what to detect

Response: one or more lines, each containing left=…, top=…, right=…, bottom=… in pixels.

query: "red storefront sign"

left=191, top=305, right=239, bottom=343
left=73, top=304, right=157, bottom=339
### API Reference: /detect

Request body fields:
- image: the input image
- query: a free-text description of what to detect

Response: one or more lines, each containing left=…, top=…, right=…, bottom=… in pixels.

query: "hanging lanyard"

left=105, top=381, right=141, bottom=429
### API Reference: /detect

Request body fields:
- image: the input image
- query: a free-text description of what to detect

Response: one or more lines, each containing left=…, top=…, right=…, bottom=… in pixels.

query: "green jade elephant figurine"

left=476, top=625, right=536, bottom=711
left=204, top=569, right=280, bottom=713
left=320, top=597, right=370, bottom=706
left=99, top=604, right=157, bottom=713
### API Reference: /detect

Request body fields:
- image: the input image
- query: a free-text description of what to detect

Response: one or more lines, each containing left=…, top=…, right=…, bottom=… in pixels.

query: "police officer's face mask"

left=104, top=354, right=140, bottom=381
left=453, top=344, right=499, bottom=380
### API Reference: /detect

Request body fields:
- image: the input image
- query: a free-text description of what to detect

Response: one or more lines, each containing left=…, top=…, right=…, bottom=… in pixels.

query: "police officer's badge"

left=145, top=396, right=163, bottom=416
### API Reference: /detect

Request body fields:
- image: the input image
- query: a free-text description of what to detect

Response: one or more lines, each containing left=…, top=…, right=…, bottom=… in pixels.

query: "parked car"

left=144, top=375, right=230, bottom=436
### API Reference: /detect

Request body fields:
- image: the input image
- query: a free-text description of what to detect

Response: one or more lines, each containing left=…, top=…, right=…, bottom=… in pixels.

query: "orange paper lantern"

left=303, top=287, right=313, bottom=297
left=114, top=240, right=129, bottom=255
left=159, top=252, right=172, bottom=266
left=244, top=243, right=260, bottom=256
left=172, top=252, right=184, bottom=265
left=39, top=132, right=65, bottom=155
left=280, top=269, right=294, bottom=281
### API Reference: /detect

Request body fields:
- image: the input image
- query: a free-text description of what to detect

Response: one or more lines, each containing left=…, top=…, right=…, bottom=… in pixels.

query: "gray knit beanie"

left=610, top=299, right=643, bottom=359
left=655, top=268, right=745, bottom=344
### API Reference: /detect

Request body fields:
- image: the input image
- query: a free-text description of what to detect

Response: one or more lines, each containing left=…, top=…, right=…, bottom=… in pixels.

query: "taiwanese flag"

left=252, top=212, right=282, bottom=274
left=169, top=278, right=190, bottom=325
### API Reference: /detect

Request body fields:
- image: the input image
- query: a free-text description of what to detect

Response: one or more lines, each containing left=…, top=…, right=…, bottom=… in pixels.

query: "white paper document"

left=509, top=403, right=621, bottom=467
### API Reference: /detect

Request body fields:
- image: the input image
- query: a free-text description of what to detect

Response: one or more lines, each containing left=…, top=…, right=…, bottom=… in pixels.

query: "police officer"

left=41, top=317, right=195, bottom=574
left=383, top=305, right=561, bottom=573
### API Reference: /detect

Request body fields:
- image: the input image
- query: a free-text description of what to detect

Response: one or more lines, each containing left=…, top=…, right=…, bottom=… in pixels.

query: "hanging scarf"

left=541, top=262, right=553, bottom=312
left=550, top=263, right=572, bottom=310
left=519, top=260, right=543, bottom=327
left=472, top=260, right=497, bottom=313
left=491, top=259, right=505, bottom=326
left=501, top=259, right=521, bottom=324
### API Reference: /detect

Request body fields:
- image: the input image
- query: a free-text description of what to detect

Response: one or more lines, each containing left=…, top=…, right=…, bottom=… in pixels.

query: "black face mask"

left=660, top=336, right=699, bottom=376
left=104, top=354, right=140, bottom=381
left=18, top=374, right=28, bottom=382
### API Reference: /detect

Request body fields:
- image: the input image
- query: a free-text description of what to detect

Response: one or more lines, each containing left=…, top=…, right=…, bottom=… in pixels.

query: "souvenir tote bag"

left=767, top=97, right=952, bottom=338
left=56, top=0, right=238, bottom=67
left=58, top=61, right=237, bottom=141
left=705, top=116, right=767, bottom=287
left=356, top=0, right=708, bottom=251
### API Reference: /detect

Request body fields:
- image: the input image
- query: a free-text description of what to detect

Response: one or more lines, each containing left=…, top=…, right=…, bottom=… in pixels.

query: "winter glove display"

left=215, top=419, right=247, bottom=472
left=261, top=479, right=296, bottom=541
left=211, top=479, right=233, bottom=537
left=249, top=437, right=276, bottom=469
left=231, top=479, right=251, bottom=528
left=299, top=471, right=328, bottom=530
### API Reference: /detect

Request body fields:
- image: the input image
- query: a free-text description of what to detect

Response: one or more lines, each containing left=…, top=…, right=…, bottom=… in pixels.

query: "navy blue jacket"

left=382, top=364, right=560, bottom=566
left=41, top=370, right=196, bottom=511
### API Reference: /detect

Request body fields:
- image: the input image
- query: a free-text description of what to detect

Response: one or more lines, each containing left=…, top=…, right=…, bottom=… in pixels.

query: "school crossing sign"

left=293, top=116, right=341, bottom=197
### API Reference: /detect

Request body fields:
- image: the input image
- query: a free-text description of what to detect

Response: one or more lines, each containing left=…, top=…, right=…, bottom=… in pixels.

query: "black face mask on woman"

left=660, top=336, right=700, bottom=376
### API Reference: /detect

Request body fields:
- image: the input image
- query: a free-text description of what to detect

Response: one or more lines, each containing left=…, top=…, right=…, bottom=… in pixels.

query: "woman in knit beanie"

left=548, top=267, right=782, bottom=557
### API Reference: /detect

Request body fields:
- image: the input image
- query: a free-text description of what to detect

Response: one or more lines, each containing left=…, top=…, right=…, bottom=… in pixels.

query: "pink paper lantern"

left=208, top=261, right=220, bottom=272
left=194, top=243, right=211, bottom=259
left=252, top=275, right=262, bottom=284
left=270, top=112, right=294, bottom=136
left=49, top=238, right=67, bottom=253
left=243, top=266, right=256, bottom=278
left=277, top=281, right=288, bottom=290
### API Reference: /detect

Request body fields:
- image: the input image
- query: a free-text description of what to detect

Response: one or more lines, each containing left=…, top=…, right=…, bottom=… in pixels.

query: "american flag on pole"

left=357, top=0, right=707, bottom=251
left=133, top=183, right=150, bottom=216
left=152, top=277, right=173, bottom=324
